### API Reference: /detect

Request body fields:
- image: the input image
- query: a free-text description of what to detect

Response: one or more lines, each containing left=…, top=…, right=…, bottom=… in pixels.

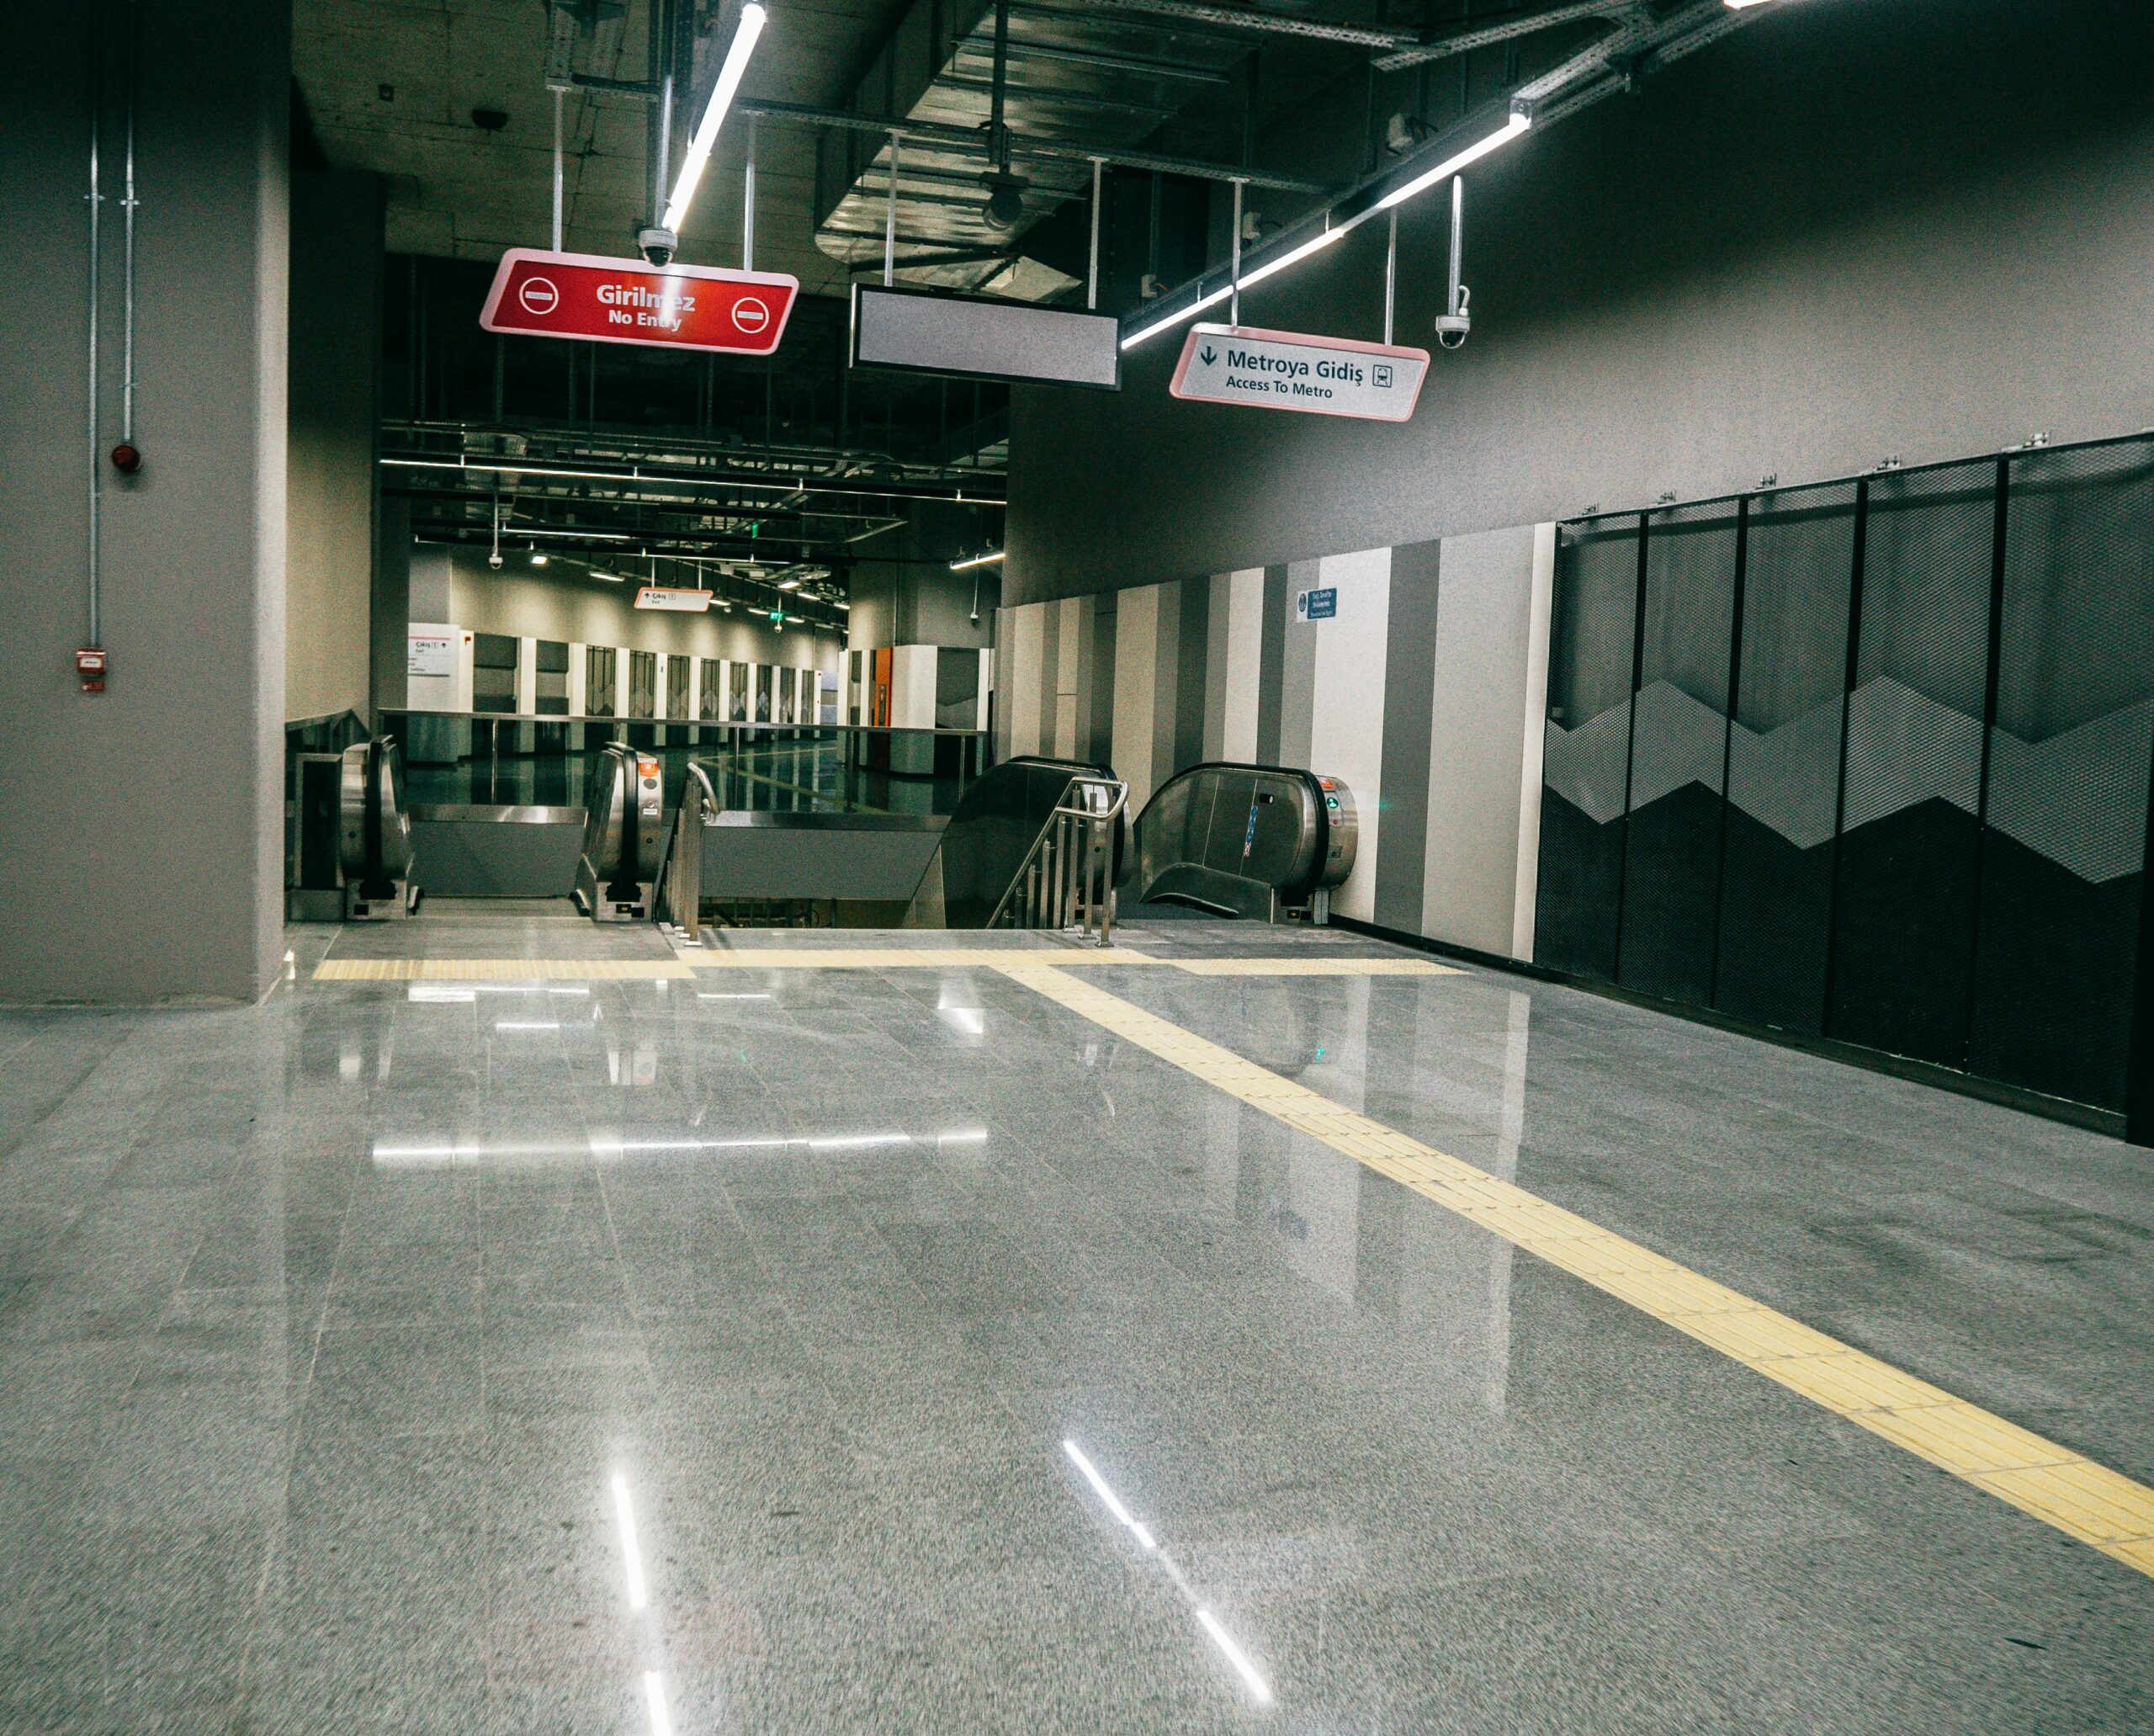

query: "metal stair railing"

left=985, top=774, right=1128, bottom=947
left=657, top=762, right=719, bottom=943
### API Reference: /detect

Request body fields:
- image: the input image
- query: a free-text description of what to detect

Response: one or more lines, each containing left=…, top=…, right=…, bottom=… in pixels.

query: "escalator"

left=288, top=735, right=420, bottom=921
left=613, top=751, right=1127, bottom=937
left=573, top=741, right=665, bottom=921
left=1127, top=762, right=1356, bottom=922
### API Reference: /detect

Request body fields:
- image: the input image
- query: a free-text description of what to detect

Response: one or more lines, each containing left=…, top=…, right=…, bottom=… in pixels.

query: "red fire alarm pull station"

left=76, top=648, right=107, bottom=693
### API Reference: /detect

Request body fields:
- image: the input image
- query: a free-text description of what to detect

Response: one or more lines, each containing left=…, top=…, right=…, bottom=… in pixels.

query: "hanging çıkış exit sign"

left=479, top=248, right=799, bottom=356
left=1169, top=323, right=1429, bottom=422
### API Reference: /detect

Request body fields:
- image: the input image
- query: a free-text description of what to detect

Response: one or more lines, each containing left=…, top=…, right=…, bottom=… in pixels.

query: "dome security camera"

left=488, top=550, right=504, bottom=570
left=1435, top=284, right=1472, bottom=351
left=980, top=172, right=1027, bottom=232
left=637, top=226, right=678, bottom=267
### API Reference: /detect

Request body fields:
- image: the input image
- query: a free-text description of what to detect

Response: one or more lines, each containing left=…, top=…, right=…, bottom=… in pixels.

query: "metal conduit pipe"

left=85, top=8, right=102, bottom=653
left=120, top=0, right=138, bottom=454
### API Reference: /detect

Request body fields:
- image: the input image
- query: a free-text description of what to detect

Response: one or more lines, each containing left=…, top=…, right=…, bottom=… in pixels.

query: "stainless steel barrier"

left=655, top=762, right=718, bottom=943
left=573, top=741, right=665, bottom=922
left=987, top=774, right=1128, bottom=947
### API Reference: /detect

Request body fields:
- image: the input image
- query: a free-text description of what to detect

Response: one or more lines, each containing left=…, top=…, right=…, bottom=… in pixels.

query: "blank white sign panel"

left=852, top=285, right=1120, bottom=390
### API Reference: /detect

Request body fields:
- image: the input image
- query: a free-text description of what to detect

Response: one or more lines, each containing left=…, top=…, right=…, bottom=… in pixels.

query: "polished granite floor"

left=1, top=900, right=2151, bottom=1733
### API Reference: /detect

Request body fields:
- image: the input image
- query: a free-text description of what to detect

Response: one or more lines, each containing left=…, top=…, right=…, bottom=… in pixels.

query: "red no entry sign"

left=478, top=248, right=799, bottom=356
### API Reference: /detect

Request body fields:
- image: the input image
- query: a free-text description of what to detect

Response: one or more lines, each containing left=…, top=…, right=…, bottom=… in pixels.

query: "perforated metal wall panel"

left=1827, top=462, right=1998, bottom=1065
left=1536, top=518, right=1642, bottom=979
left=1969, top=444, right=2154, bottom=1108
left=1617, top=502, right=1738, bottom=1003
left=1711, top=483, right=1856, bottom=1035
left=1536, top=432, right=2154, bottom=1118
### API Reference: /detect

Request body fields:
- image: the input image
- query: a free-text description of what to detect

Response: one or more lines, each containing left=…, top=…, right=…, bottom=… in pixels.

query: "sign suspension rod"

left=1228, top=177, right=1244, bottom=327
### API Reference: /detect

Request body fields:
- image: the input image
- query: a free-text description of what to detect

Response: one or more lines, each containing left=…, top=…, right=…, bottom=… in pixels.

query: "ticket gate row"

left=288, top=738, right=420, bottom=921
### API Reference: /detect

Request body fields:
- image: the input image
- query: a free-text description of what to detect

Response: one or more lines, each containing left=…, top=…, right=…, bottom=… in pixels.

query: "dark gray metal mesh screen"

left=1968, top=444, right=2154, bottom=1107
left=1537, top=433, right=2154, bottom=1118
left=1713, top=482, right=1857, bottom=1035
left=1618, top=502, right=1738, bottom=1002
left=1536, top=519, right=1643, bottom=979
left=1826, top=462, right=1998, bottom=1065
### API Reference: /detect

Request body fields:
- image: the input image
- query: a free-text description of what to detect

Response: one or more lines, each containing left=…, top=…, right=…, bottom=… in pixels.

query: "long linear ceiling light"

left=1121, top=106, right=1531, bottom=350
left=1372, top=109, right=1531, bottom=210
left=950, top=549, right=1005, bottom=571
left=662, top=2, right=768, bottom=234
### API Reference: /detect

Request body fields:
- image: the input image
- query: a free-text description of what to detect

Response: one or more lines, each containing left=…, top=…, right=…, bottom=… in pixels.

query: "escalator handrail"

left=984, top=773, right=1128, bottom=932
left=655, top=762, right=719, bottom=933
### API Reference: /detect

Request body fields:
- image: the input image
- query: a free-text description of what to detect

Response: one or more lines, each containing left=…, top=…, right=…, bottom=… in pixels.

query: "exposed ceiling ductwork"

left=811, top=0, right=1267, bottom=300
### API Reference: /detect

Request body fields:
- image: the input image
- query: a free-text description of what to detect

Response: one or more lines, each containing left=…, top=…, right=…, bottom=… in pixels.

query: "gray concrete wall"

left=0, top=0, right=289, bottom=1003
left=846, top=501, right=1002, bottom=652
left=1005, top=0, right=2154, bottom=604
left=286, top=168, right=381, bottom=723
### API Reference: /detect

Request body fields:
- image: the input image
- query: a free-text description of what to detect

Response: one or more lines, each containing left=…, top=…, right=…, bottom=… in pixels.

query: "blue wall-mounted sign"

left=1295, top=587, right=1337, bottom=622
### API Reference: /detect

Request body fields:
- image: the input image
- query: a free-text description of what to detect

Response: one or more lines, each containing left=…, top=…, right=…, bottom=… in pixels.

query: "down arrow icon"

left=1199, top=346, right=1217, bottom=365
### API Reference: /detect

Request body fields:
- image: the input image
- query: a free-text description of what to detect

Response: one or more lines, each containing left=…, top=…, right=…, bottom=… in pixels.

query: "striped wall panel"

left=995, top=525, right=1557, bottom=958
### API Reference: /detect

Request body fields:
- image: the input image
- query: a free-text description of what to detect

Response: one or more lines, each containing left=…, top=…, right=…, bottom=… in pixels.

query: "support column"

left=0, top=0, right=291, bottom=1001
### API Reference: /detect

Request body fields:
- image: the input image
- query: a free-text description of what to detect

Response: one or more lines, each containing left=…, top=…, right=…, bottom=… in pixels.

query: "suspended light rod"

left=1120, top=105, right=1529, bottom=352
left=950, top=549, right=1005, bottom=571
left=662, top=2, right=767, bottom=234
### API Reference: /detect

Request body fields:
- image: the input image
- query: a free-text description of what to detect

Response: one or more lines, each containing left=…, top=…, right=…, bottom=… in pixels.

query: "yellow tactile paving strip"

left=314, top=957, right=695, bottom=981
left=313, top=948, right=1459, bottom=980
left=687, top=947, right=1164, bottom=969
left=684, top=948, right=1459, bottom=975
left=993, top=959, right=2154, bottom=1580
left=1166, top=956, right=1462, bottom=977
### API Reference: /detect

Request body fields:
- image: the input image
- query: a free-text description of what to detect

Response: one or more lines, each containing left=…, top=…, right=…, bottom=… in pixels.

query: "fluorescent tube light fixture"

left=662, top=3, right=767, bottom=233
left=950, top=549, right=1005, bottom=571
left=1122, top=109, right=1527, bottom=351
left=1375, top=109, right=1531, bottom=210
left=1122, top=224, right=1350, bottom=351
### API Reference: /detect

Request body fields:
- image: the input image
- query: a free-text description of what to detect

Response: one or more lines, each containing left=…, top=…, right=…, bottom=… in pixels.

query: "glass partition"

left=379, top=711, right=991, bottom=818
